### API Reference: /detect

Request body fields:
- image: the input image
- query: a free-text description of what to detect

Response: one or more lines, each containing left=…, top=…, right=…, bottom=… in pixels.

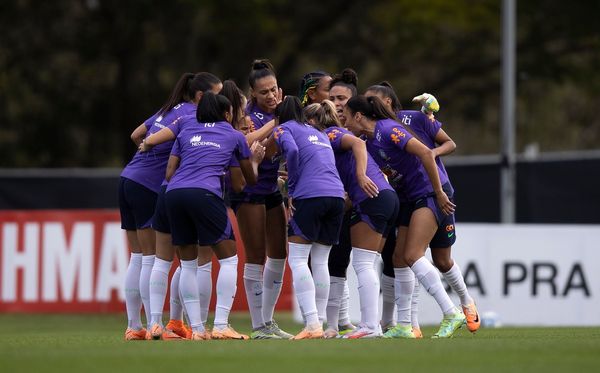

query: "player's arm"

left=404, top=138, right=455, bottom=215
left=433, top=128, right=456, bottom=158
left=130, top=124, right=148, bottom=146
left=139, top=126, right=177, bottom=152
left=245, top=118, right=277, bottom=145
left=165, top=155, right=180, bottom=182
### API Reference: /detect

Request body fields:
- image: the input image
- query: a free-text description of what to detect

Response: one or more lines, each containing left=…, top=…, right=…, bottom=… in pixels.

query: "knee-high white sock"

left=244, top=263, right=264, bottom=329
left=169, top=266, right=183, bottom=321
left=288, top=242, right=319, bottom=326
left=197, top=262, right=212, bottom=325
left=262, top=257, right=285, bottom=323
left=326, top=276, right=344, bottom=330
left=149, top=258, right=171, bottom=326
left=411, top=280, right=421, bottom=329
left=310, top=243, right=331, bottom=324
left=140, top=255, right=155, bottom=326
left=394, top=267, right=414, bottom=326
left=180, top=259, right=204, bottom=332
left=351, top=248, right=380, bottom=329
left=443, top=263, right=474, bottom=306
left=411, top=257, right=456, bottom=315
left=214, top=255, right=238, bottom=328
left=125, top=253, right=143, bottom=329
left=338, top=279, right=352, bottom=326
left=381, top=274, right=396, bottom=328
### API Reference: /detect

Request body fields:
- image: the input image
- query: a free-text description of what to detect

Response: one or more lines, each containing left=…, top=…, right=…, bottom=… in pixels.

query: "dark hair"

left=158, top=72, right=221, bottom=115
left=219, top=80, right=245, bottom=127
left=329, top=68, right=358, bottom=97
left=346, top=95, right=397, bottom=121
left=275, top=96, right=305, bottom=124
left=298, top=70, right=329, bottom=106
left=196, top=92, right=232, bottom=123
left=366, top=81, right=402, bottom=112
left=347, top=95, right=425, bottom=140
left=248, top=59, right=276, bottom=89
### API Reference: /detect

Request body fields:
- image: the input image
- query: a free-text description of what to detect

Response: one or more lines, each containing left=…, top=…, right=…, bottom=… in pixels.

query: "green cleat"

left=432, top=310, right=466, bottom=339
left=265, top=321, right=294, bottom=340
left=337, top=323, right=356, bottom=336
left=383, top=324, right=416, bottom=339
left=250, top=326, right=283, bottom=340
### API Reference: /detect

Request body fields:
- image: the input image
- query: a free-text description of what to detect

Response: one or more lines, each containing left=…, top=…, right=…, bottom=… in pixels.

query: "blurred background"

left=0, top=0, right=599, bottom=325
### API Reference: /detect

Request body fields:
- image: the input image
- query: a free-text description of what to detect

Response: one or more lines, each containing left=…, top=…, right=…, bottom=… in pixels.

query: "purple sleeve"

left=143, top=112, right=159, bottom=130
left=167, top=117, right=184, bottom=137
left=170, top=138, right=181, bottom=157
left=386, top=125, right=413, bottom=150
left=416, top=112, right=442, bottom=140
left=229, top=156, right=240, bottom=167
left=274, top=126, right=299, bottom=196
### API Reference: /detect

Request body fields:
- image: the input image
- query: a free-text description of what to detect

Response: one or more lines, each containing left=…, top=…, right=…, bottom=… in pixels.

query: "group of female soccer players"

left=119, top=59, right=480, bottom=341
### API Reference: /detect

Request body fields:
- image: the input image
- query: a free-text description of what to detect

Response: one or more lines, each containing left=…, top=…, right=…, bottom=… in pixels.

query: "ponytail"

left=158, top=72, right=221, bottom=116
left=303, top=100, right=341, bottom=131
left=366, top=81, right=402, bottom=112
left=346, top=95, right=395, bottom=121
left=158, top=72, right=194, bottom=115
left=219, top=80, right=245, bottom=127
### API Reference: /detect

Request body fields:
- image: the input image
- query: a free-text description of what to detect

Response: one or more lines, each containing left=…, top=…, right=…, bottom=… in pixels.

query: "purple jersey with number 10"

left=325, top=126, right=393, bottom=205
left=167, top=119, right=251, bottom=198
left=121, top=102, right=196, bottom=192
left=274, top=120, right=344, bottom=200
left=366, top=118, right=449, bottom=201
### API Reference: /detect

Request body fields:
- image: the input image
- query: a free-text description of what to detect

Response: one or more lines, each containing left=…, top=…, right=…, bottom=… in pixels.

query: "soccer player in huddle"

left=365, top=83, right=480, bottom=336
left=272, top=96, right=346, bottom=339
left=344, top=95, right=466, bottom=338
left=164, top=92, right=264, bottom=340
left=120, top=72, right=221, bottom=340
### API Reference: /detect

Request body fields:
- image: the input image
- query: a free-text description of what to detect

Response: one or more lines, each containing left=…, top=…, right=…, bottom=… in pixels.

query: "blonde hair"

left=303, top=100, right=341, bottom=131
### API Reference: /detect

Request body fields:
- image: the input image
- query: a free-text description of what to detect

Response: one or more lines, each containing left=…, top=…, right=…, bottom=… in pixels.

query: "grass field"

left=1, top=313, right=599, bottom=372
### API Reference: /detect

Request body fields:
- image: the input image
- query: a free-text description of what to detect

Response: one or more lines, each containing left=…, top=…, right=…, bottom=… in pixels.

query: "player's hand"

left=436, top=190, right=456, bottom=215
left=250, top=141, right=265, bottom=163
left=138, top=139, right=151, bottom=152
left=357, top=174, right=379, bottom=198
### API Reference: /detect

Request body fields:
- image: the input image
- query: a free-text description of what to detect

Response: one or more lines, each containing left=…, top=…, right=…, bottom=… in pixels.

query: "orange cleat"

left=124, top=327, right=148, bottom=341
left=211, top=325, right=249, bottom=340
left=145, top=330, right=152, bottom=340
left=150, top=324, right=163, bottom=340
left=462, top=303, right=481, bottom=333
left=412, top=327, right=424, bottom=339
left=166, top=319, right=191, bottom=339
left=292, top=325, right=324, bottom=340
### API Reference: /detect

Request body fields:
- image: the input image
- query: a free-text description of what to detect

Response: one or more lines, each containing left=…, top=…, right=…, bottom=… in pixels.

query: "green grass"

left=1, top=313, right=599, bottom=372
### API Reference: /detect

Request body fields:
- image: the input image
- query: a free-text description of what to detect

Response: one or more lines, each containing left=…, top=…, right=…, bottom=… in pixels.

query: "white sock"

left=326, top=276, right=344, bottom=330
left=288, top=242, right=319, bottom=326
left=244, top=263, right=264, bottom=329
left=394, top=267, right=414, bottom=326
left=149, top=258, right=171, bottom=326
left=262, top=257, right=285, bottom=323
left=169, top=266, right=183, bottom=321
left=351, top=248, right=380, bottom=329
left=180, top=259, right=204, bottom=332
left=197, top=262, right=212, bottom=325
left=381, top=274, right=396, bottom=328
left=338, top=279, right=352, bottom=326
left=140, top=255, right=155, bottom=326
left=411, top=257, right=456, bottom=315
left=443, top=262, right=474, bottom=306
left=125, top=253, right=143, bottom=329
left=310, top=243, right=331, bottom=324
left=411, top=280, right=421, bottom=329
left=214, top=255, right=238, bottom=328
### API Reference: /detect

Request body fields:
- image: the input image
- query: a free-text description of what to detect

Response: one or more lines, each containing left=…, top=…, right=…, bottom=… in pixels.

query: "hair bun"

left=252, top=59, right=275, bottom=72
left=340, top=68, right=358, bottom=86
left=379, top=80, right=393, bottom=89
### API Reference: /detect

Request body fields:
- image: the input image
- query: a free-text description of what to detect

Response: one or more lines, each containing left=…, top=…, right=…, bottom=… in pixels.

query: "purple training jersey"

left=366, top=118, right=449, bottom=201
left=274, top=120, right=344, bottom=200
left=167, top=119, right=251, bottom=198
left=325, top=126, right=393, bottom=205
left=243, top=104, right=279, bottom=195
left=121, top=102, right=196, bottom=192
left=397, top=110, right=450, bottom=182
